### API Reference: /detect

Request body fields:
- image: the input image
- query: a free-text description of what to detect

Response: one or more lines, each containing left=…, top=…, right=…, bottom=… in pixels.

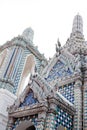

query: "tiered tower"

left=63, top=14, right=87, bottom=129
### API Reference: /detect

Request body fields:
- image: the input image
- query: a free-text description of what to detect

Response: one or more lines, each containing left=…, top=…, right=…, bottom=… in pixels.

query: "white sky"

left=0, top=0, right=87, bottom=59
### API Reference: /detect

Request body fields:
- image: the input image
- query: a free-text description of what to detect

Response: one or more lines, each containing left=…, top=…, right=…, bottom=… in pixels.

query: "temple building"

left=0, top=14, right=87, bottom=130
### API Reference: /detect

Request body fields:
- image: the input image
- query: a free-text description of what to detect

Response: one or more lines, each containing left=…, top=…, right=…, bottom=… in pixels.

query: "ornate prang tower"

left=64, top=14, right=87, bottom=129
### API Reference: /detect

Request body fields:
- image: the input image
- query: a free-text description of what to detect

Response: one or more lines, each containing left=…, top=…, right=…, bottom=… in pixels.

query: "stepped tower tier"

left=72, top=14, right=83, bottom=34
left=63, top=14, right=86, bottom=55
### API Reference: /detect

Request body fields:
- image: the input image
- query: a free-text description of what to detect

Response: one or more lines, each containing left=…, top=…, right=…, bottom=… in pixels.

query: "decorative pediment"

left=19, top=89, right=38, bottom=108
left=46, top=60, right=73, bottom=82
left=8, top=74, right=51, bottom=112
left=44, top=49, right=77, bottom=83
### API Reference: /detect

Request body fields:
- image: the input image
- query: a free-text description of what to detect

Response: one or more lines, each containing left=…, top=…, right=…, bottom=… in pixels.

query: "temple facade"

left=0, top=14, right=87, bottom=130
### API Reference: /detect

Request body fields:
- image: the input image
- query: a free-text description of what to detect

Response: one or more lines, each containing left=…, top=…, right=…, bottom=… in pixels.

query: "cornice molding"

left=9, top=102, right=48, bottom=118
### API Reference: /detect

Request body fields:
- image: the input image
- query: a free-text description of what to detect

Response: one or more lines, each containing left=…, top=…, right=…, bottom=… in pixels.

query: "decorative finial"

left=56, top=44, right=59, bottom=53
left=55, top=38, right=61, bottom=55
left=57, top=38, right=61, bottom=48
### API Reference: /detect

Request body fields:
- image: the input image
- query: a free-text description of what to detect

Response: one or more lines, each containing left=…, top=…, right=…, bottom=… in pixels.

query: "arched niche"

left=15, top=120, right=35, bottom=130
left=17, top=54, right=35, bottom=96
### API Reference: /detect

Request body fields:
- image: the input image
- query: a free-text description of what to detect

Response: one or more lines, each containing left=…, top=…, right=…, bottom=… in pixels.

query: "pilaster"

left=36, top=112, right=46, bottom=130
left=83, top=81, right=87, bottom=129
left=74, top=79, right=82, bottom=130
left=45, top=100, right=57, bottom=130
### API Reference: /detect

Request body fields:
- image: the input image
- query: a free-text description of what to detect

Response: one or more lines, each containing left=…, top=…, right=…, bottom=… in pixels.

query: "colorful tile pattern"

left=59, top=83, right=74, bottom=104
left=56, top=107, right=73, bottom=130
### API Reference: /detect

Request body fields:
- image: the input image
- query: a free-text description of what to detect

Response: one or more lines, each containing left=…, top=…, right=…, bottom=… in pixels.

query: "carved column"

left=44, top=100, right=56, bottom=130
left=36, top=112, right=46, bottom=130
left=73, top=79, right=82, bottom=130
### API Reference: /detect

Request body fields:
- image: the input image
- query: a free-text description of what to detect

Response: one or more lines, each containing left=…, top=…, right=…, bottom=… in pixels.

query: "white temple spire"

left=72, top=14, right=83, bottom=34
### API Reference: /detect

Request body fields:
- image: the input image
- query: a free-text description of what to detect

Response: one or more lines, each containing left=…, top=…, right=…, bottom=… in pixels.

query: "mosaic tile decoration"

left=58, top=83, right=74, bottom=104
left=56, top=107, right=73, bottom=130
left=46, top=60, right=73, bottom=82
left=45, top=113, right=57, bottom=129
left=19, top=89, right=38, bottom=107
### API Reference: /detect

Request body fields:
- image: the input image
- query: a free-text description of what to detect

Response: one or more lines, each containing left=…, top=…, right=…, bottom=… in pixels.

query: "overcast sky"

left=0, top=0, right=87, bottom=59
